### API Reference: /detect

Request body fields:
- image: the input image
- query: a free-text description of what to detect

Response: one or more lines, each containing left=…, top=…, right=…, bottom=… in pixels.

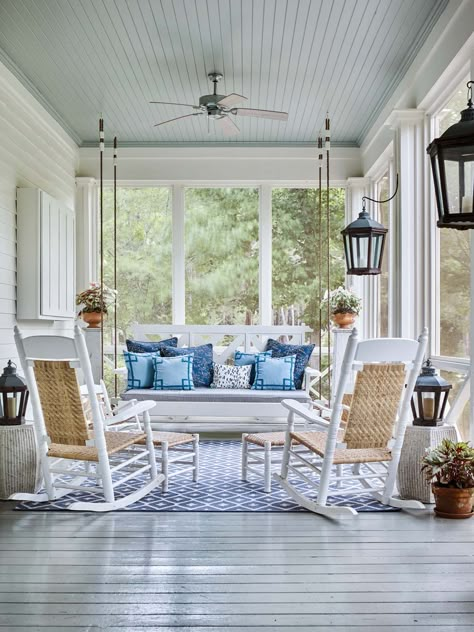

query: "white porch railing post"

left=75, top=177, right=98, bottom=292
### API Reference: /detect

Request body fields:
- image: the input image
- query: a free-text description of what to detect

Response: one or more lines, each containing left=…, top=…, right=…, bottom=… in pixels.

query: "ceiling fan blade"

left=216, top=93, right=247, bottom=107
left=150, top=101, right=197, bottom=108
left=215, top=115, right=240, bottom=136
left=154, top=113, right=201, bottom=127
left=232, top=107, right=288, bottom=121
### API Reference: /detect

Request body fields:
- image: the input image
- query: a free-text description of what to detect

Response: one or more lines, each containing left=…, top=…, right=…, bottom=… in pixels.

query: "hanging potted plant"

left=321, top=286, right=362, bottom=329
left=76, top=283, right=117, bottom=328
left=421, top=439, right=474, bottom=519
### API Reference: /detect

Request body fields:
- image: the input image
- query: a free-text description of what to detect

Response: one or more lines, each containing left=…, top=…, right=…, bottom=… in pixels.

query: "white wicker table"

left=0, top=423, right=41, bottom=500
left=397, top=424, right=458, bottom=504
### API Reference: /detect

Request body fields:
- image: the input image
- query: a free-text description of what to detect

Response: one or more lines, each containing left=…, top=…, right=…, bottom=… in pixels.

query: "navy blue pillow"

left=161, top=343, right=213, bottom=387
left=126, top=337, right=178, bottom=353
left=265, top=339, right=315, bottom=390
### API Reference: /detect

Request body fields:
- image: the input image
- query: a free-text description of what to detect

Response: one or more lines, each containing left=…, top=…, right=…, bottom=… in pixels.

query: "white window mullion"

left=259, top=184, right=272, bottom=325
left=172, top=184, right=185, bottom=325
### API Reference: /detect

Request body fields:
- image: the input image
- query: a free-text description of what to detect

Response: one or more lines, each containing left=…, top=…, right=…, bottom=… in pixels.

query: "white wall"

left=0, top=60, right=78, bottom=368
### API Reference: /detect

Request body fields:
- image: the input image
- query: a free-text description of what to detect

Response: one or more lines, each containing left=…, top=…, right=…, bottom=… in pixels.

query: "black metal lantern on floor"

left=427, top=81, right=474, bottom=229
left=411, top=359, right=452, bottom=427
left=342, top=175, right=398, bottom=275
left=0, top=361, right=28, bottom=426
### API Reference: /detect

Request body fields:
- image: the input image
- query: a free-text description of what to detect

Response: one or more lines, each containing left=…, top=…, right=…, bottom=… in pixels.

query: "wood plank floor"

left=0, top=504, right=473, bottom=630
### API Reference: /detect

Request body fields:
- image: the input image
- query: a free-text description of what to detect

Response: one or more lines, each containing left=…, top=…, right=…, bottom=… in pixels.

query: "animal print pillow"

left=211, top=363, right=252, bottom=389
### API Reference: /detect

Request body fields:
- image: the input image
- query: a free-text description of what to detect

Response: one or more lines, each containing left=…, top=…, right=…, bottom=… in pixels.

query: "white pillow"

left=211, top=363, right=252, bottom=389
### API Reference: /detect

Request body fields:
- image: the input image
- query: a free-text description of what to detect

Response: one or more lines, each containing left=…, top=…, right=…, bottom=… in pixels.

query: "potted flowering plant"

left=76, top=283, right=117, bottom=328
left=321, top=286, right=362, bottom=329
left=421, top=439, right=474, bottom=519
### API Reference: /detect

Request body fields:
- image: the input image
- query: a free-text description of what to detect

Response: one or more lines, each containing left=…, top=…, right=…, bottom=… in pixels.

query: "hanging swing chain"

left=361, top=174, right=399, bottom=212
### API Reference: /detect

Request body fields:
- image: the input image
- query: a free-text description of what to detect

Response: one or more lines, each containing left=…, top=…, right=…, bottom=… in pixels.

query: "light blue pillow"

left=234, top=350, right=272, bottom=384
left=123, top=351, right=157, bottom=390
left=252, top=354, right=296, bottom=391
left=152, top=354, right=194, bottom=391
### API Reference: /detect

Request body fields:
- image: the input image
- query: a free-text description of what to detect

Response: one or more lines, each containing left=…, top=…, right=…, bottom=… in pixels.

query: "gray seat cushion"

left=121, top=387, right=311, bottom=404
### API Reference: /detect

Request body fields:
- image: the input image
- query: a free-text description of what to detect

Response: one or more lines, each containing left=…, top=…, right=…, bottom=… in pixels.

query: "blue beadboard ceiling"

left=0, top=0, right=448, bottom=147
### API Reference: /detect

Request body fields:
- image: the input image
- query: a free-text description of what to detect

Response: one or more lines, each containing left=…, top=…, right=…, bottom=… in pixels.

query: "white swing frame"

left=275, top=327, right=428, bottom=518
left=10, top=325, right=164, bottom=512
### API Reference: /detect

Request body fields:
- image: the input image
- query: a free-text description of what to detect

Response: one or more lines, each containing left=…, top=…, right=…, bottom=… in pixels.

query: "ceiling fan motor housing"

left=199, top=94, right=226, bottom=118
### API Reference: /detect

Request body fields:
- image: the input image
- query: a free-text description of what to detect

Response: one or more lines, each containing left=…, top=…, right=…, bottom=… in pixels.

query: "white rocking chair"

left=10, top=325, right=164, bottom=511
left=275, top=327, right=428, bottom=518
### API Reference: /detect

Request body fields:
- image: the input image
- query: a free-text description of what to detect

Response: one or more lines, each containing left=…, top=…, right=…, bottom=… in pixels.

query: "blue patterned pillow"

left=265, top=339, right=315, bottom=389
left=123, top=351, right=157, bottom=390
left=252, top=355, right=296, bottom=391
left=160, top=344, right=213, bottom=387
left=152, top=354, right=194, bottom=391
left=126, top=337, right=178, bottom=353
left=234, top=350, right=272, bottom=384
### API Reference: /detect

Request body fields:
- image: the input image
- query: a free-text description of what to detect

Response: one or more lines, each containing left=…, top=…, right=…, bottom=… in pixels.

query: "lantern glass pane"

left=354, top=235, right=369, bottom=269
left=421, top=392, right=436, bottom=420
left=461, top=158, right=474, bottom=214
left=371, top=234, right=383, bottom=269
left=443, top=158, right=462, bottom=215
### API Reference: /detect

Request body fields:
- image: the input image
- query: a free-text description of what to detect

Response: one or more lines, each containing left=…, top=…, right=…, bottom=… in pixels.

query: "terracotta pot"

left=81, top=311, right=103, bottom=328
left=432, top=484, right=474, bottom=519
left=331, top=312, right=357, bottom=329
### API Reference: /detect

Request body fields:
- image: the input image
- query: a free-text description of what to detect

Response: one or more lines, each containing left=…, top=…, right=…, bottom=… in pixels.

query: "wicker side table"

left=0, top=424, right=41, bottom=500
left=398, top=425, right=458, bottom=504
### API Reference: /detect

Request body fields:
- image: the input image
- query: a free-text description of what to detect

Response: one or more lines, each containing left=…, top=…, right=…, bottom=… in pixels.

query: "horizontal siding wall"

left=0, top=60, right=78, bottom=370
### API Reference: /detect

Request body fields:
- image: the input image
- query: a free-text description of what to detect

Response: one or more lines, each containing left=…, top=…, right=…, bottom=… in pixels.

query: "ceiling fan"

left=150, top=72, right=288, bottom=136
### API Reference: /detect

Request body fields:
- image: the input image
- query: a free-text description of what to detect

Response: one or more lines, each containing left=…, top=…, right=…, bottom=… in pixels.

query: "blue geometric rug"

left=15, top=440, right=398, bottom=512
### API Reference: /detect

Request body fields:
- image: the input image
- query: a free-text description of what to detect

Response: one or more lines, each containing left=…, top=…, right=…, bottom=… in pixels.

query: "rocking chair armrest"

left=108, top=400, right=156, bottom=425
left=281, top=399, right=330, bottom=428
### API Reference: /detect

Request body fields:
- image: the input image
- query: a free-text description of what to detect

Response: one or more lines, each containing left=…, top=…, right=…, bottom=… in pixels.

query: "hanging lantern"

left=342, top=175, right=398, bottom=276
left=411, top=359, right=452, bottom=427
left=0, top=361, right=29, bottom=426
left=427, top=81, right=474, bottom=229
left=342, top=208, right=387, bottom=275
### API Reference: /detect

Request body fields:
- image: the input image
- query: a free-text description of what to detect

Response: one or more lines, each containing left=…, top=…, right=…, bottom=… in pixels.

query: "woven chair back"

left=343, top=363, right=406, bottom=449
left=33, top=360, right=89, bottom=446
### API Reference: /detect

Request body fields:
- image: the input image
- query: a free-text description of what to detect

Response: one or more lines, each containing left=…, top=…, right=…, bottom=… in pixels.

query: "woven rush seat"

left=136, top=431, right=195, bottom=447
left=244, top=432, right=286, bottom=447
left=291, top=430, right=392, bottom=465
left=47, top=430, right=146, bottom=462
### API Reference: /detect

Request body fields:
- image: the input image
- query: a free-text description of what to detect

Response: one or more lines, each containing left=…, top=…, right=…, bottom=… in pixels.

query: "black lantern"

left=341, top=175, right=398, bottom=275
left=427, top=81, right=474, bottom=229
left=411, top=359, right=452, bottom=427
left=0, top=361, right=28, bottom=426
left=342, top=208, right=387, bottom=275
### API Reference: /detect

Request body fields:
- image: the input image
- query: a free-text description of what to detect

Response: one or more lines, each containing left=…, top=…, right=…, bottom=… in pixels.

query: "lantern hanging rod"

left=467, top=80, right=473, bottom=107
left=362, top=174, right=399, bottom=212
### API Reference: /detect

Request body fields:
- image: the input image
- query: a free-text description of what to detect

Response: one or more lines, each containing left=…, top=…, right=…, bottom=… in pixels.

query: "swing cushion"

left=252, top=355, right=296, bottom=391
left=152, top=354, right=194, bottom=391
left=265, top=339, right=315, bottom=389
left=126, top=337, right=178, bottom=353
left=123, top=351, right=157, bottom=390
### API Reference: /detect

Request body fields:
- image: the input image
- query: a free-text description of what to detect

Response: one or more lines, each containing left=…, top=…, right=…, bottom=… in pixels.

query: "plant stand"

left=397, top=425, right=459, bottom=504
left=0, top=424, right=41, bottom=500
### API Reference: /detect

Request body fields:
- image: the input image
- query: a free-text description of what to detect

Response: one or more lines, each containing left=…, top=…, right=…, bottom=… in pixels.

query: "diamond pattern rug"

left=16, top=439, right=398, bottom=512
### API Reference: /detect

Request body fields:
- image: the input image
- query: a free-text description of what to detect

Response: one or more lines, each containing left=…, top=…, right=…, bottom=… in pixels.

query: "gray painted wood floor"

left=0, top=504, right=473, bottom=630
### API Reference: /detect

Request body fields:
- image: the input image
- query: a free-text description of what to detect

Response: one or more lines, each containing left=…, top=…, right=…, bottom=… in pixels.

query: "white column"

left=172, top=185, right=186, bottom=325
left=345, top=178, right=373, bottom=340
left=387, top=109, right=426, bottom=340
left=259, top=185, right=272, bottom=325
left=75, top=177, right=98, bottom=292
